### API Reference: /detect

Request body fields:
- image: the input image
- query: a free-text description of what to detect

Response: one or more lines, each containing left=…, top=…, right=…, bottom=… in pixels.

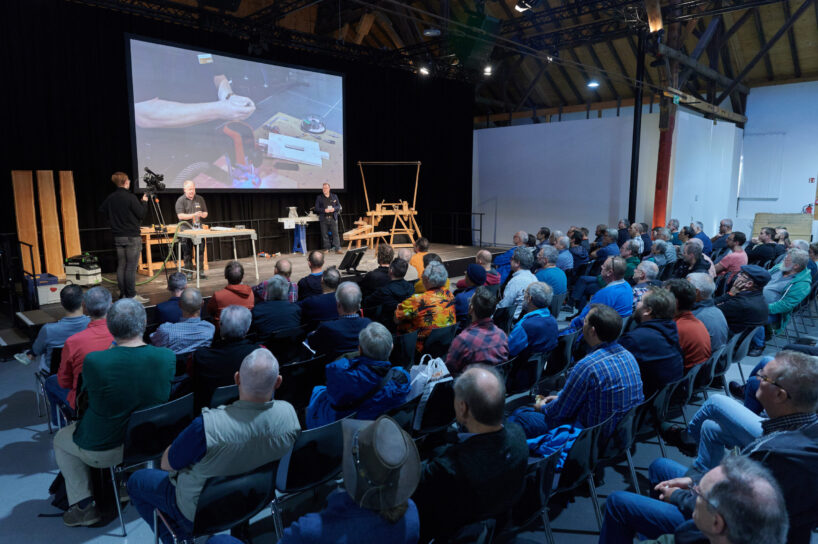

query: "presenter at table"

left=316, top=182, right=342, bottom=254
left=175, top=180, right=208, bottom=276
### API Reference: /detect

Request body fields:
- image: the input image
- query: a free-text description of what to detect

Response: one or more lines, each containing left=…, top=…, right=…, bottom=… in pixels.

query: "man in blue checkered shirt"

left=511, top=303, right=644, bottom=440
left=151, top=288, right=215, bottom=354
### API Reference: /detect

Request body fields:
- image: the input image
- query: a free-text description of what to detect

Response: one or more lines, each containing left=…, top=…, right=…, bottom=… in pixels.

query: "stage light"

left=483, top=65, right=492, bottom=76
left=546, top=55, right=553, bottom=62
left=587, top=80, right=600, bottom=88
left=423, top=28, right=441, bottom=37
left=514, top=0, right=538, bottom=12
left=419, top=66, right=430, bottom=76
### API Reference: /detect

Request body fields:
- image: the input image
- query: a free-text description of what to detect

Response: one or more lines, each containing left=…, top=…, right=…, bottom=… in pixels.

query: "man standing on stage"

left=175, top=180, right=208, bottom=279
left=315, top=182, right=342, bottom=254
left=99, top=172, right=149, bottom=303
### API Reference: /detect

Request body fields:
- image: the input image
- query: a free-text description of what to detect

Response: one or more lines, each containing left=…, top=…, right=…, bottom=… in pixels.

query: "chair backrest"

left=695, top=345, right=726, bottom=393
left=421, top=324, right=458, bottom=359
left=729, top=327, right=756, bottom=368
left=660, top=262, right=675, bottom=281
left=656, top=376, right=689, bottom=422
left=492, top=306, right=515, bottom=334
left=713, top=333, right=740, bottom=379
left=621, top=315, right=636, bottom=335
left=49, top=347, right=63, bottom=375
left=192, top=460, right=278, bottom=535
left=123, top=393, right=196, bottom=466
left=275, top=418, right=344, bottom=493
left=413, top=379, right=455, bottom=435
left=549, top=292, right=567, bottom=321
left=599, top=403, right=640, bottom=464
left=209, top=384, right=239, bottom=408
left=506, top=351, right=551, bottom=395
left=555, top=415, right=613, bottom=492
left=391, top=330, right=418, bottom=369
left=276, top=354, right=328, bottom=411
left=264, top=324, right=309, bottom=362
left=544, top=330, right=578, bottom=377
left=385, top=397, right=420, bottom=432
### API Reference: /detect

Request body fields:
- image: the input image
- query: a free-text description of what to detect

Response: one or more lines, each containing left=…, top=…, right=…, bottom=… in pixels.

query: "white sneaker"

left=14, top=352, right=31, bottom=366
left=132, top=295, right=150, bottom=304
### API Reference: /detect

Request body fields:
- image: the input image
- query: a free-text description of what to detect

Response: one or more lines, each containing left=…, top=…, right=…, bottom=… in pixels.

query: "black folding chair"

left=209, top=384, right=239, bottom=408
left=728, top=327, right=756, bottom=385
left=506, top=450, right=562, bottom=544
left=264, top=324, right=309, bottom=363
left=276, top=354, right=328, bottom=413
left=385, top=397, right=420, bottom=432
left=421, top=324, right=458, bottom=360
left=549, top=292, right=567, bottom=321
left=492, top=305, right=516, bottom=334
left=35, top=346, right=64, bottom=433
left=391, top=330, right=418, bottom=369
left=691, top=345, right=726, bottom=403
left=413, top=379, right=455, bottom=436
left=711, top=333, right=740, bottom=395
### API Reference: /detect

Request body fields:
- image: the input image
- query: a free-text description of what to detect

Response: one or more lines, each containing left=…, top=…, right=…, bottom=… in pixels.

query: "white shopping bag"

left=408, top=354, right=450, bottom=401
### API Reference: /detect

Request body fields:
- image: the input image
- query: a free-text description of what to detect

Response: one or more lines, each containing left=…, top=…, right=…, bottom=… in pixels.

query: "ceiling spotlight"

left=423, top=28, right=441, bottom=37
left=419, top=66, right=430, bottom=76
left=546, top=55, right=553, bottom=62
left=483, top=65, right=492, bottom=76
left=587, top=80, right=600, bottom=88
left=514, top=0, right=538, bottom=12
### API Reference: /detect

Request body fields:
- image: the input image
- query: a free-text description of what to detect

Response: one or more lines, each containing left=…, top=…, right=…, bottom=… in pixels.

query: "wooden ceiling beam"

left=543, top=70, right=568, bottom=105
left=514, top=61, right=550, bottom=111
left=585, top=43, right=621, bottom=99
left=606, top=41, right=636, bottom=92
left=678, top=16, right=720, bottom=88
left=566, top=48, right=603, bottom=101
left=781, top=1, right=802, bottom=78
left=352, top=12, right=376, bottom=45
left=752, top=9, right=775, bottom=80
left=473, top=95, right=659, bottom=124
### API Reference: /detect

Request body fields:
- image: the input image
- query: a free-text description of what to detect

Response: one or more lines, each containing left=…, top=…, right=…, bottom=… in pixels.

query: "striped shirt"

left=540, top=341, right=644, bottom=438
left=150, top=317, right=215, bottom=354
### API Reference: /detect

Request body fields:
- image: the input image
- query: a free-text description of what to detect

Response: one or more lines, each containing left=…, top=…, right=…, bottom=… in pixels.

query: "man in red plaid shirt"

left=446, top=286, right=509, bottom=373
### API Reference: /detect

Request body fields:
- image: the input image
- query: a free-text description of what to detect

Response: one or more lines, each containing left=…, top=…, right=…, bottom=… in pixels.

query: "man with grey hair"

left=192, top=305, right=259, bottom=410
left=494, top=230, right=529, bottom=282
left=688, top=272, right=728, bottom=352
left=45, top=286, right=114, bottom=426
left=674, top=239, right=711, bottom=279
left=497, top=247, right=537, bottom=320
left=652, top=227, right=678, bottom=265
left=627, top=222, right=645, bottom=255
left=306, top=322, right=410, bottom=428
left=54, top=298, right=174, bottom=527
left=395, top=261, right=455, bottom=352
left=790, top=239, right=818, bottom=280
left=749, top=248, right=813, bottom=354
left=667, top=218, right=681, bottom=245
left=252, top=258, right=298, bottom=304
left=151, top=288, right=215, bottom=354
left=299, top=266, right=341, bottom=328
left=590, top=228, right=620, bottom=263
left=711, top=218, right=733, bottom=253
left=129, top=347, right=300, bottom=543
left=554, top=235, right=574, bottom=271
left=455, top=249, right=501, bottom=291
left=309, top=281, right=373, bottom=359
left=649, top=239, right=669, bottom=268
left=157, top=272, right=187, bottom=324
left=535, top=245, right=567, bottom=297
left=508, top=282, right=558, bottom=358
left=631, top=260, right=662, bottom=308
left=691, top=220, right=713, bottom=256
left=252, top=275, right=301, bottom=336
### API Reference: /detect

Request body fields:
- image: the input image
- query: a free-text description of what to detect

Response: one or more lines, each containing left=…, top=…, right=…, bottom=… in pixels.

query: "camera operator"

left=98, top=172, right=149, bottom=303
left=175, top=180, right=208, bottom=279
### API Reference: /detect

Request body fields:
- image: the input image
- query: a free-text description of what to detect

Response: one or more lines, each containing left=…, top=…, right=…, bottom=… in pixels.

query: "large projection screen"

left=127, top=37, right=344, bottom=191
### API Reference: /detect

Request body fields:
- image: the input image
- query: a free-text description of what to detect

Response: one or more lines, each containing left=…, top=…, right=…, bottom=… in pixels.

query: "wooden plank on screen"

left=59, top=171, right=82, bottom=258
left=36, top=170, right=65, bottom=280
left=11, top=170, right=41, bottom=275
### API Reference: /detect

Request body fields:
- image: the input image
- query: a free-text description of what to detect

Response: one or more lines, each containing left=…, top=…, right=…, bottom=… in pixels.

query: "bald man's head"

left=237, top=348, right=281, bottom=402
left=275, top=259, right=292, bottom=278
left=453, top=365, right=505, bottom=427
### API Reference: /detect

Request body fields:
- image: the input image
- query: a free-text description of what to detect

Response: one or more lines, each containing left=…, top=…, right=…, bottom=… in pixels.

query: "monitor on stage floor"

left=126, top=36, right=344, bottom=192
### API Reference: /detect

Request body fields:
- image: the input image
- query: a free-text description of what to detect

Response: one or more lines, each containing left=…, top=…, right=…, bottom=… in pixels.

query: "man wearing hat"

left=278, top=415, right=421, bottom=543
left=713, top=264, right=770, bottom=335
left=412, top=365, right=527, bottom=543
left=453, top=263, right=486, bottom=321
left=445, top=287, right=509, bottom=373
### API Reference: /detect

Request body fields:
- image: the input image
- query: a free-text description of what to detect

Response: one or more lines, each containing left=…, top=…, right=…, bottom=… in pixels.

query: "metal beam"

left=627, top=35, right=655, bottom=86
left=657, top=43, right=750, bottom=94
left=782, top=1, right=802, bottom=78
left=717, top=0, right=815, bottom=104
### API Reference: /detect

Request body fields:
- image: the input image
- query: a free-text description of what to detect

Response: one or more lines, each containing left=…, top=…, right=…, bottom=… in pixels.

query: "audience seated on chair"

left=299, top=266, right=341, bottom=328
left=687, top=273, right=728, bottom=353
left=128, top=348, right=300, bottom=544
left=363, top=258, right=415, bottom=324
left=749, top=248, right=811, bottom=355
left=206, top=261, right=254, bottom=325
left=53, top=298, right=175, bottom=528
left=714, top=264, right=770, bottom=335
left=714, top=231, right=747, bottom=281
left=746, top=227, right=784, bottom=266
left=619, top=287, right=684, bottom=397
left=534, top=245, right=567, bottom=296
left=631, top=260, right=662, bottom=309
left=306, top=322, right=411, bottom=428
left=395, top=261, right=455, bottom=353
left=652, top=227, right=678, bottom=265
left=412, top=365, right=527, bottom=543
left=673, top=239, right=711, bottom=279
left=511, top=304, right=643, bottom=440
left=790, top=239, right=817, bottom=281
left=619, top=239, right=642, bottom=283
left=297, top=250, right=325, bottom=301
left=497, top=247, right=537, bottom=320
left=151, top=288, right=215, bottom=354
left=627, top=222, right=645, bottom=255
left=360, top=243, right=394, bottom=299
left=156, top=272, right=187, bottom=325
left=710, top=217, right=732, bottom=253
left=252, top=258, right=298, bottom=303
left=664, top=279, right=711, bottom=371
left=446, top=286, right=508, bottom=373
left=453, top=263, right=486, bottom=320
left=567, top=256, right=633, bottom=334
left=279, top=415, right=421, bottom=544
left=307, top=281, right=371, bottom=359
left=454, top=249, right=501, bottom=291
left=45, top=286, right=113, bottom=426
left=567, top=229, right=590, bottom=272
left=17, top=284, right=89, bottom=373
left=413, top=253, right=450, bottom=294
left=554, top=235, right=574, bottom=271
left=507, top=282, right=558, bottom=359
left=600, top=455, right=788, bottom=544
left=494, top=230, right=528, bottom=282
left=252, top=275, right=301, bottom=337
left=409, top=237, right=429, bottom=278
left=192, top=305, right=260, bottom=410
left=689, top=220, right=712, bottom=256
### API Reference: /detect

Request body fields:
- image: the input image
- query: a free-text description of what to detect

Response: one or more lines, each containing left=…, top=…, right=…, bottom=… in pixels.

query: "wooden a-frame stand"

left=343, top=161, right=423, bottom=249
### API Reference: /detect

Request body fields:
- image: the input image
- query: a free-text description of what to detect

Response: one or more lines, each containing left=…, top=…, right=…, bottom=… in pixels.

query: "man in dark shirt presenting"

left=315, top=182, right=342, bottom=254
left=175, top=180, right=208, bottom=278
left=98, top=172, right=149, bottom=302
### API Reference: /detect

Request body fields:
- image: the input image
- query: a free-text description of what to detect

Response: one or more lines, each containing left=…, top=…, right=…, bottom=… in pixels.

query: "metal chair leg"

left=271, top=498, right=284, bottom=540
left=737, top=362, right=746, bottom=385
left=587, top=475, right=603, bottom=530
left=625, top=448, right=640, bottom=495
left=541, top=509, right=556, bottom=544
left=657, top=435, right=667, bottom=458
left=109, top=467, right=127, bottom=537
left=34, top=374, right=43, bottom=417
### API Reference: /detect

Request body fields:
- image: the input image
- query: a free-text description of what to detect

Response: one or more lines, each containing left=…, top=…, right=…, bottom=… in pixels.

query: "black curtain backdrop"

left=0, top=1, right=474, bottom=273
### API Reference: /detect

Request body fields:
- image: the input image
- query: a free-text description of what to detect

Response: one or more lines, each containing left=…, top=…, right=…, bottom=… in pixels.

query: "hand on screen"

left=220, top=95, right=256, bottom=121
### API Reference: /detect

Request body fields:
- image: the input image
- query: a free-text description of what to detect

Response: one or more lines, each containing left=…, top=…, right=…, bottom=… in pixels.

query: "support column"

left=652, top=100, right=677, bottom=229
left=628, top=29, right=645, bottom=223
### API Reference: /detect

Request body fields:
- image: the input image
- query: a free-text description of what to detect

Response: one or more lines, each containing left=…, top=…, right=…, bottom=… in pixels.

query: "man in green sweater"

left=53, top=298, right=175, bottom=527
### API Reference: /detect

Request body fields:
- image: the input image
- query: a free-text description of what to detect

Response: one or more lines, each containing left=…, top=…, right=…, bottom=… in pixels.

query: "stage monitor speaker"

left=339, top=247, right=367, bottom=274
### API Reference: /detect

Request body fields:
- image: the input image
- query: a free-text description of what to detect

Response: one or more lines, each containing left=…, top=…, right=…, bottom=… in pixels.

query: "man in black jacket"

left=673, top=240, right=710, bottom=279
left=315, top=182, right=342, bottom=253
left=747, top=227, right=785, bottom=266
left=297, top=250, right=325, bottom=301
left=359, top=244, right=394, bottom=299
left=362, top=258, right=415, bottom=330
left=98, top=172, right=148, bottom=302
left=251, top=276, right=301, bottom=337
left=714, top=265, right=770, bottom=335
left=619, top=287, right=684, bottom=397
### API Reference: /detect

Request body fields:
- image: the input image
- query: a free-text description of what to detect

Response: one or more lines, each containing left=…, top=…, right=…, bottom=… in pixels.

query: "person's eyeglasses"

left=690, top=484, right=719, bottom=511
left=753, top=373, right=791, bottom=398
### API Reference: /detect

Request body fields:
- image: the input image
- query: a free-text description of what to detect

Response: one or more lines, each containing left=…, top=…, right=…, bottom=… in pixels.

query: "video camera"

left=142, top=167, right=166, bottom=193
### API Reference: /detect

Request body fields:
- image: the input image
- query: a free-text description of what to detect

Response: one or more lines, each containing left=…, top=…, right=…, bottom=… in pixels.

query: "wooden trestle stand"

left=343, top=161, right=423, bottom=250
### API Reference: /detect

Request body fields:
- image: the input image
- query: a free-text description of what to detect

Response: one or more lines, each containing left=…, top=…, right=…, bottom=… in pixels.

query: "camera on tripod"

left=142, top=167, right=166, bottom=194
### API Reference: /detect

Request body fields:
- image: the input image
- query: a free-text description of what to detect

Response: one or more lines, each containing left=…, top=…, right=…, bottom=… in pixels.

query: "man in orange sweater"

left=207, top=261, right=254, bottom=325
left=665, top=279, right=711, bottom=371
left=409, top=237, right=429, bottom=277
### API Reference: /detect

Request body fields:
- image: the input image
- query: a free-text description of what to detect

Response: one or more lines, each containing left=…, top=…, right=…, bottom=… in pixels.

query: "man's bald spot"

left=275, top=259, right=292, bottom=276
left=476, top=249, right=492, bottom=265
left=183, top=180, right=195, bottom=188
left=239, top=348, right=280, bottom=400
left=397, top=248, right=413, bottom=261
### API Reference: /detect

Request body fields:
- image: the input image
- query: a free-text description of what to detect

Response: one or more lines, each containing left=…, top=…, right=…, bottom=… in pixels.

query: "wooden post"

left=36, top=170, right=65, bottom=280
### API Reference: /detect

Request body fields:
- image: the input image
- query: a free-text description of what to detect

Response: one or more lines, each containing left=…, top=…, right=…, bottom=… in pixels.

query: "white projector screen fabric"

left=127, top=37, right=344, bottom=191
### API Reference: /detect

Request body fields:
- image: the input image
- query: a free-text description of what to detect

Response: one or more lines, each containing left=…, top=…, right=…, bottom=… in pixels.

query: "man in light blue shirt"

left=497, top=248, right=537, bottom=320
left=555, top=236, right=574, bottom=271
left=534, top=246, right=567, bottom=295
left=564, top=256, right=633, bottom=335
left=151, top=288, right=215, bottom=354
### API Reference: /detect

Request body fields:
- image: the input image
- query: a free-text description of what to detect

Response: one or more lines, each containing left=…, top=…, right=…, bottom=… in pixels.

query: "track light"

left=587, top=80, right=600, bottom=88
left=483, top=65, right=492, bottom=76
left=423, top=28, right=441, bottom=37
left=419, top=66, right=430, bottom=76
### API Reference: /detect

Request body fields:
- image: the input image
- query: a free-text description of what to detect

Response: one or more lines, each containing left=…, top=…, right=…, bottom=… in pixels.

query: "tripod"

left=146, top=191, right=176, bottom=282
